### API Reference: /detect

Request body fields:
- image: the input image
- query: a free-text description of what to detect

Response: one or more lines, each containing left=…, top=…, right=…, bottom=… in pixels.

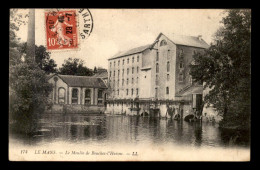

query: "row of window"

left=154, top=86, right=170, bottom=98
left=156, top=50, right=172, bottom=61
left=71, top=88, right=103, bottom=104
left=110, top=77, right=139, bottom=87
left=110, top=55, right=140, bottom=67
left=113, top=88, right=139, bottom=96
left=155, top=60, right=171, bottom=73
left=110, top=67, right=140, bottom=77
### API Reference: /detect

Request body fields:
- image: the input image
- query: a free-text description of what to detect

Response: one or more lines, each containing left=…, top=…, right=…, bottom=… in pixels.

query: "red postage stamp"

left=45, top=10, right=78, bottom=50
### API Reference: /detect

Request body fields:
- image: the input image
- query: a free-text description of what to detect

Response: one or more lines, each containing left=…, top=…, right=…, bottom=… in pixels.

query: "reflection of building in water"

left=47, top=74, right=107, bottom=113
left=106, top=33, right=209, bottom=119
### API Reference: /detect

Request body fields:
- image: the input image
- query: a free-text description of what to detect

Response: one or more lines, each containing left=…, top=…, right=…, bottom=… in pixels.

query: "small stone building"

left=47, top=74, right=107, bottom=113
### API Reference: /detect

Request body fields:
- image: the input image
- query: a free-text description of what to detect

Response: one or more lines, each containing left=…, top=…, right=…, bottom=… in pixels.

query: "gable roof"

left=156, top=33, right=210, bottom=49
left=92, top=71, right=108, bottom=79
left=108, top=32, right=209, bottom=61
left=108, top=44, right=152, bottom=60
left=48, top=74, right=107, bottom=88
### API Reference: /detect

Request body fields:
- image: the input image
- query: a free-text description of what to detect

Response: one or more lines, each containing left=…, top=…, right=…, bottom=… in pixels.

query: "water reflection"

left=10, top=114, right=249, bottom=148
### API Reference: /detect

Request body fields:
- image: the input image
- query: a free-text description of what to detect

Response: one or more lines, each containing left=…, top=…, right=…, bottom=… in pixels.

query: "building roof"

left=163, top=33, right=210, bottom=49
left=92, top=71, right=108, bottom=79
left=48, top=74, right=107, bottom=88
left=108, top=33, right=210, bottom=61
left=108, top=44, right=152, bottom=60
left=176, top=85, right=203, bottom=97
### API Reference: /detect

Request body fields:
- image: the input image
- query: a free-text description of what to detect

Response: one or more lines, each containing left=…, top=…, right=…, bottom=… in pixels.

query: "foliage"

left=59, top=58, right=94, bottom=76
left=9, top=9, right=53, bottom=134
left=189, top=9, right=251, bottom=129
left=20, top=43, right=58, bottom=74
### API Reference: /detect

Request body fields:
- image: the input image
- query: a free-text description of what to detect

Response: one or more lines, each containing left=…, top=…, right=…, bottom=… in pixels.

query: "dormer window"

left=160, top=40, right=167, bottom=46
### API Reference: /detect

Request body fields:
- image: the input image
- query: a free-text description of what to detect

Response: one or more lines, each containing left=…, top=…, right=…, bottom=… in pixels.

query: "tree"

left=20, top=43, right=58, bottom=74
left=59, top=58, right=94, bottom=76
left=189, top=9, right=251, bottom=129
left=9, top=9, right=53, bottom=134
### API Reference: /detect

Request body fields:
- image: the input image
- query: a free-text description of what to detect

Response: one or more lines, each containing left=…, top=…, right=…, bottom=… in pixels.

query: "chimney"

left=26, top=9, right=35, bottom=61
left=198, top=35, right=202, bottom=41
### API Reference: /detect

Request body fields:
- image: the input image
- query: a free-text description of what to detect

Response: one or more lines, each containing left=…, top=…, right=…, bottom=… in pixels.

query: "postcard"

left=9, top=8, right=251, bottom=161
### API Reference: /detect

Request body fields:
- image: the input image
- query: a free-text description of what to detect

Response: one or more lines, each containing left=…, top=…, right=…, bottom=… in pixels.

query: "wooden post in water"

left=26, top=9, right=35, bottom=61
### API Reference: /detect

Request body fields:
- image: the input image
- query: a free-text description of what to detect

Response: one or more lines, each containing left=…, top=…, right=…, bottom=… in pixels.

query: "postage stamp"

left=45, top=10, right=78, bottom=50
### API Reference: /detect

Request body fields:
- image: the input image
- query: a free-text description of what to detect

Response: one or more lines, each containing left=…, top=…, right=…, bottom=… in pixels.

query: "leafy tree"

left=9, top=58, right=53, bottom=133
left=189, top=9, right=251, bottom=130
left=9, top=9, right=53, bottom=134
left=59, top=58, right=94, bottom=76
left=20, top=43, right=58, bottom=74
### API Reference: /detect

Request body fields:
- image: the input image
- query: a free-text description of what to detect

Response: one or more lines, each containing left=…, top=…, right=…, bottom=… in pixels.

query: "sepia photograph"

left=9, top=8, right=251, bottom=161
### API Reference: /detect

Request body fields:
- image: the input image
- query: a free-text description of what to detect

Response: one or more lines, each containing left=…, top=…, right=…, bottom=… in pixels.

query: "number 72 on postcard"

left=45, top=10, right=78, bottom=50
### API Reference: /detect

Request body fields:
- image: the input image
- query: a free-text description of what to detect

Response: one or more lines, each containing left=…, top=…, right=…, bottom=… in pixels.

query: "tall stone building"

left=106, top=33, right=209, bottom=118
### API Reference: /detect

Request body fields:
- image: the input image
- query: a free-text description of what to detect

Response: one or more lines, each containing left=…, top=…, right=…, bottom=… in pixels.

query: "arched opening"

left=160, top=40, right=167, bottom=46
left=71, top=88, right=78, bottom=104
left=58, top=87, right=66, bottom=104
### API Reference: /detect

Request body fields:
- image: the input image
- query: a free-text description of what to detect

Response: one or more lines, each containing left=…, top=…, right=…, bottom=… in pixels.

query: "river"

left=9, top=113, right=250, bottom=161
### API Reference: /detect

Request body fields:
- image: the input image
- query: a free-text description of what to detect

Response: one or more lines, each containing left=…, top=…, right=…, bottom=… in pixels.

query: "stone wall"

left=46, top=104, right=106, bottom=114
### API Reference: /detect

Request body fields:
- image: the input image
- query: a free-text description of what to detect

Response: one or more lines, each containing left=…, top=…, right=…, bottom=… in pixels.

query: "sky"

left=15, top=9, right=226, bottom=69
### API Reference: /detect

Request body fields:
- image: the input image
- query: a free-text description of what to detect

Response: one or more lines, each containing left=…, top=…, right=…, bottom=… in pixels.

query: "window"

left=117, top=89, right=119, bottom=95
left=110, top=62, right=112, bottom=67
left=132, top=67, right=134, bottom=74
left=137, top=56, right=139, bottom=62
left=122, top=69, right=124, bottom=76
left=167, top=74, right=170, bottom=81
left=72, top=88, right=78, bottom=104
left=122, top=79, right=124, bottom=86
left=98, top=90, right=103, bottom=98
left=127, top=68, right=129, bottom=75
left=167, top=61, right=170, bottom=72
left=179, top=49, right=184, bottom=57
left=167, top=50, right=170, bottom=60
left=166, top=87, right=169, bottom=94
left=136, top=88, right=139, bottom=95
left=179, top=73, right=184, bottom=82
left=117, top=79, right=120, bottom=86
left=127, top=78, right=129, bottom=85
left=156, top=75, right=159, bottom=85
left=136, top=77, right=139, bottom=84
left=113, top=71, right=115, bottom=76
left=132, top=57, right=134, bottom=63
left=132, top=78, right=134, bottom=84
left=137, top=66, right=139, bottom=73
left=160, top=40, right=167, bottom=46
left=118, top=60, right=120, bottom=66
left=85, top=89, right=91, bottom=104
left=58, top=88, right=65, bottom=104
left=156, top=51, right=159, bottom=61
left=123, top=59, right=125, bottom=65
left=109, top=71, right=111, bottom=77
left=127, top=58, right=129, bottom=64
left=155, top=88, right=158, bottom=98
left=180, top=61, right=184, bottom=69
left=131, top=88, right=134, bottom=95
left=126, top=89, right=129, bottom=95
left=114, top=61, right=115, bottom=66
left=118, top=70, right=120, bottom=77
left=156, top=63, right=159, bottom=73
left=98, top=90, right=103, bottom=104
